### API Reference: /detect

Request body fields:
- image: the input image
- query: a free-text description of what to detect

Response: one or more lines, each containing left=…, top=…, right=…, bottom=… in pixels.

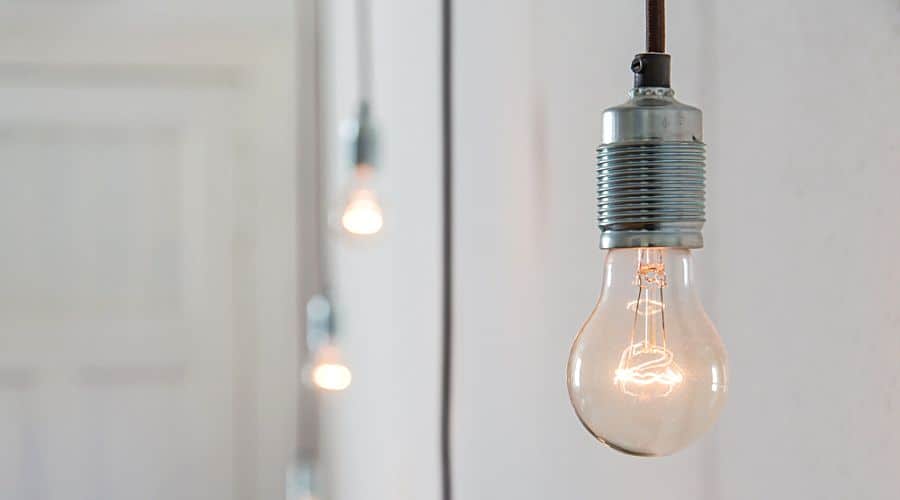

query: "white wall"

left=710, top=2, right=900, bottom=498
left=324, top=0, right=900, bottom=499
left=320, top=1, right=442, bottom=499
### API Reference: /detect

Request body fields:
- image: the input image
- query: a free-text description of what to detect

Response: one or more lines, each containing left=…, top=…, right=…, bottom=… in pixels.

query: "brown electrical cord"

left=646, top=0, right=666, bottom=53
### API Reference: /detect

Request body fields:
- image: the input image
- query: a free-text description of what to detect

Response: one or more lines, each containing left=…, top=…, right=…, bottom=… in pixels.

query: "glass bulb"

left=311, top=344, right=352, bottom=392
left=567, top=247, right=727, bottom=456
left=340, top=164, right=383, bottom=236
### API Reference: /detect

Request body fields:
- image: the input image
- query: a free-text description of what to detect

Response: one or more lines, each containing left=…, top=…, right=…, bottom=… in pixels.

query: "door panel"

left=0, top=87, right=239, bottom=500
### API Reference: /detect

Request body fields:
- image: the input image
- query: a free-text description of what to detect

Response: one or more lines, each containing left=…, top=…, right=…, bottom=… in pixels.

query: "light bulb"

left=567, top=247, right=727, bottom=456
left=340, top=164, right=383, bottom=236
left=311, top=344, right=352, bottom=392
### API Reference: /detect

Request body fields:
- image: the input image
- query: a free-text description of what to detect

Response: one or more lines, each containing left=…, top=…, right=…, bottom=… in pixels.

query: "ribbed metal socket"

left=596, top=87, right=706, bottom=249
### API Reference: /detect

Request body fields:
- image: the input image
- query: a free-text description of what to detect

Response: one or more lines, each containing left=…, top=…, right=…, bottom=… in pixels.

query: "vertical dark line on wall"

left=294, top=0, right=324, bottom=491
left=303, top=0, right=323, bottom=459
left=312, top=0, right=330, bottom=454
left=440, top=0, right=454, bottom=499
left=313, top=0, right=329, bottom=295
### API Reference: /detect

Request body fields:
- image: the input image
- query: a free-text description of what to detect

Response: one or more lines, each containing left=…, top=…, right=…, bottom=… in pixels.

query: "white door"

left=0, top=76, right=280, bottom=500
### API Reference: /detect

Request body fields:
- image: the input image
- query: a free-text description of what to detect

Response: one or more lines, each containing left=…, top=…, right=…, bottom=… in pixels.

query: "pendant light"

left=338, top=0, right=384, bottom=237
left=566, top=0, right=728, bottom=457
left=306, top=294, right=352, bottom=392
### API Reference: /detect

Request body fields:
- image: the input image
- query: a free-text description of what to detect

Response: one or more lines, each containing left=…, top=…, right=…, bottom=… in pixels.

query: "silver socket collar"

left=596, top=87, right=706, bottom=249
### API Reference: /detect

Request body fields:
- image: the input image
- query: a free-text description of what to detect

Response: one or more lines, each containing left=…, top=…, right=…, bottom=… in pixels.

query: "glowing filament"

left=615, top=342, right=684, bottom=398
left=341, top=189, right=383, bottom=235
left=615, top=248, right=683, bottom=399
left=626, top=298, right=665, bottom=315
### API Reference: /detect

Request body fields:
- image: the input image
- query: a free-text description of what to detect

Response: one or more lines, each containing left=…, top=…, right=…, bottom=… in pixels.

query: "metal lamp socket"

left=596, top=87, right=706, bottom=249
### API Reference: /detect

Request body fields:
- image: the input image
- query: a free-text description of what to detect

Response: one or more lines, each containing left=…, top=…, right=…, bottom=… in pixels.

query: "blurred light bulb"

left=341, top=189, right=383, bottom=235
left=339, top=165, right=383, bottom=236
left=311, top=344, right=352, bottom=392
left=567, top=248, right=727, bottom=456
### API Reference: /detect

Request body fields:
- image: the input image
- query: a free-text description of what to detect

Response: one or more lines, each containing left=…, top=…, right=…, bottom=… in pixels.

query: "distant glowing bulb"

left=312, top=363, right=352, bottom=391
left=311, top=344, right=352, bottom=391
left=339, top=164, right=383, bottom=236
left=567, top=248, right=727, bottom=456
left=341, top=188, right=383, bottom=235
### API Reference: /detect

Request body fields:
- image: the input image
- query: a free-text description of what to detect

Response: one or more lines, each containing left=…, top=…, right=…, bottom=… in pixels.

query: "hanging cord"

left=440, top=0, right=454, bottom=499
left=632, top=0, right=670, bottom=88
left=355, top=0, right=373, bottom=104
left=646, top=0, right=666, bottom=53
